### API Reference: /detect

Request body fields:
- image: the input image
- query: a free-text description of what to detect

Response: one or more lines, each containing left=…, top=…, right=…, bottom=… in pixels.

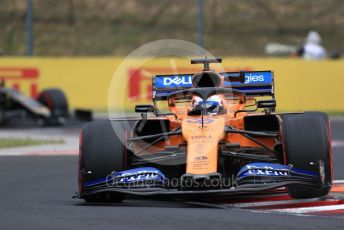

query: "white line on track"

left=272, top=204, right=344, bottom=214
left=332, top=140, right=344, bottom=147
left=222, top=181, right=344, bottom=213
left=0, top=148, right=78, bottom=156
left=226, top=197, right=331, bottom=208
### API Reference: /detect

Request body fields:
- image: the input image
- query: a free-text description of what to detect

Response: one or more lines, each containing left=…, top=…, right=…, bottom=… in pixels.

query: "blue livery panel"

left=84, top=167, right=166, bottom=188
left=235, top=163, right=319, bottom=185
left=153, top=71, right=274, bottom=100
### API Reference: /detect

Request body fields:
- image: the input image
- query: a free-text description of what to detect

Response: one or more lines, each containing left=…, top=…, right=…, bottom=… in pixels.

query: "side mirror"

left=257, top=100, right=276, bottom=108
left=135, top=105, right=155, bottom=113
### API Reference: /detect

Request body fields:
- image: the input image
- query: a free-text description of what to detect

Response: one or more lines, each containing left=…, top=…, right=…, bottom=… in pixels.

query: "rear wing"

left=152, top=71, right=274, bottom=101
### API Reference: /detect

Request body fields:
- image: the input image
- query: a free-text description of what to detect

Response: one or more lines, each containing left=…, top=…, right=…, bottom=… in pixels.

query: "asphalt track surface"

left=1, top=118, right=344, bottom=230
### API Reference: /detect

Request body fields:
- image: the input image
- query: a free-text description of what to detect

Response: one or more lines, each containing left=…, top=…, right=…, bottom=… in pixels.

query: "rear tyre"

left=79, top=120, right=129, bottom=203
left=281, top=112, right=332, bottom=199
left=37, top=88, right=69, bottom=124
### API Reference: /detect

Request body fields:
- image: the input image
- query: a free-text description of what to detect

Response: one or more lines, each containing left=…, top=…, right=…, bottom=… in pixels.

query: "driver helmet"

left=192, top=95, right=223, bottom=114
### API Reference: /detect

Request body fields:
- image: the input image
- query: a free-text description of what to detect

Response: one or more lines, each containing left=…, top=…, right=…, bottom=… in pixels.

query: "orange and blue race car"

left=77, top=58, right=333, bottom=202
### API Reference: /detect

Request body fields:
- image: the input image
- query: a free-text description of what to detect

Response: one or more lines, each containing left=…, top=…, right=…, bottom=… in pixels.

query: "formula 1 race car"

left=77, top=58, right=333, bottom=202
left=0, top=81, right=69, bottom=125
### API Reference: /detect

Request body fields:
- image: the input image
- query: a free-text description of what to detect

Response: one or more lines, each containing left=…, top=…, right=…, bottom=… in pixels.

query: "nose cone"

left=182, top=116, right=225, bottom=175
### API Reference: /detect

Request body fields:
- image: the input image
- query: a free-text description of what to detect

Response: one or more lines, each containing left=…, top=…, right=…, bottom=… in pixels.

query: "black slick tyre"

left=79, top=120, right=129, bottom=202
left=281, top=112, right=333, bottom=199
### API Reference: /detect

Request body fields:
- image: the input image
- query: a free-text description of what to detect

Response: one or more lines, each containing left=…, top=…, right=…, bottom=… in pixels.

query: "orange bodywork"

left=173, top=107, right=274, bottom=175
left=182, top=116, right=225, bottom=174
left=131, top=73, right=276, bottom=176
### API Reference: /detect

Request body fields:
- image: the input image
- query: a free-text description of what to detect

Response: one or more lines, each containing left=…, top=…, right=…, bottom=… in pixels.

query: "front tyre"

left=281, top=112, right=333, bottom=199
left=79, top=120, right=129, bottom=202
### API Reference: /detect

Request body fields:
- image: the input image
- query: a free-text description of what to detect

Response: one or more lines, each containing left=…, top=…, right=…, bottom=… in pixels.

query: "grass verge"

left=0, top=138, right=64, bottom=149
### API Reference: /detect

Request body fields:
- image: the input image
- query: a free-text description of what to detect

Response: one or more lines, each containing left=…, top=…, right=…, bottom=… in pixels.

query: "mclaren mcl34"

left=77, top=58, right=332, bottom=202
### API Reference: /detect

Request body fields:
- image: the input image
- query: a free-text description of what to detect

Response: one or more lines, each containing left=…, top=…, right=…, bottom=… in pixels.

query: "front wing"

left=77, top=163, right=325, bottom=200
